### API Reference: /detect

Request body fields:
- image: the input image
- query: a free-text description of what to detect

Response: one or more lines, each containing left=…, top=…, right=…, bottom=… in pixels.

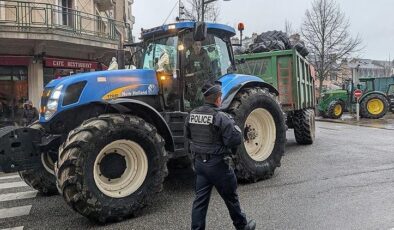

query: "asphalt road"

left=1, top=121, right=394, bottom=230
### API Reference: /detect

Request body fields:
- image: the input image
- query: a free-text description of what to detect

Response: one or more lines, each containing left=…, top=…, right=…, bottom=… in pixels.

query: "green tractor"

left=318, top=77, right=389, bottom=119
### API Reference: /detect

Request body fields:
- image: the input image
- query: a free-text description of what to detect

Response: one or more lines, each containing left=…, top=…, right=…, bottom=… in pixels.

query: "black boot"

left=243, top=219, right=256, bottom=230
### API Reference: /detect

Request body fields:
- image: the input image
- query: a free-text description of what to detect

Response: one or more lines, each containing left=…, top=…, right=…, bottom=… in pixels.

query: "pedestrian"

left=185, top=82, right=256, bottom=230
left=22, top=100, right=39, bottom=126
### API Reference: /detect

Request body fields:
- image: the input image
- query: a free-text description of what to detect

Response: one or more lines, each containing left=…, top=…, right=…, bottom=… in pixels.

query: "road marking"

left=1, top=226, right=24, bottom=230
left=0, top=175, right=20, bottom=180
left=0, top=181, right=28, bottom=190
left=0, top=205, right=32, bottom=219
left=0, top=191, right=37, bottom=202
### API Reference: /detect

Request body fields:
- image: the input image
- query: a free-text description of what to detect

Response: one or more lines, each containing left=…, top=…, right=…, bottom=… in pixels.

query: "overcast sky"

left=133, top=0, right=394, bottom=61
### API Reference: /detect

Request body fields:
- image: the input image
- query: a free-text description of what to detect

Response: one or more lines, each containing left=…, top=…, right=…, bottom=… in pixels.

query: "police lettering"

left=189, top=114, right=213, bottom=125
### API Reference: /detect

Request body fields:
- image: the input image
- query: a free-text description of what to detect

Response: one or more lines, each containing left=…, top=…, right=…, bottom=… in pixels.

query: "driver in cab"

left=186, top=41, right=212, bottom=79
left=185, top=41, right=213, bottom=108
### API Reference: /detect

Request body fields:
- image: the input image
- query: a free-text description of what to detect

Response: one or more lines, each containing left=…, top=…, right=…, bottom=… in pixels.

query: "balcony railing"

left=0, top=0, right=132, bottom=42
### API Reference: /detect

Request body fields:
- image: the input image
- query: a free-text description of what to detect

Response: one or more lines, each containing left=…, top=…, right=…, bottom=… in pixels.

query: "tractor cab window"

left=142, top=36, right=180, bottom=110
left=359, top=79, right=374, bottom=93
left=181, top=33, right=231, bottom=109
left=142, top=36, right=178, bottom=74
left=358, top=82, right=367, bottom=92
left=387, top=84, right=394, bottom=95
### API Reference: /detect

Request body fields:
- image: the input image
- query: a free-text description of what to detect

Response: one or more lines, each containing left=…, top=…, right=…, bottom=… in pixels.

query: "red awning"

left=0, top=56, right=31, bottom=66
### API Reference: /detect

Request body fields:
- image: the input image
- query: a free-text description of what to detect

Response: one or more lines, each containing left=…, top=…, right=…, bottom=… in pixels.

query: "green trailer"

left=236, top=49, right=316, bottom=145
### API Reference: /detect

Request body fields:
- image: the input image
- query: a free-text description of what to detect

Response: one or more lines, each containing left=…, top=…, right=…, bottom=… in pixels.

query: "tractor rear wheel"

left=293, top=109, right=315, bottom=145
left=360, top=94, right=389, bottom=119
left=18, top=122, right=58, bottom=195
left=229, top=88, right=286, bottom=182
left=327, top=100, right=344, bottom=119
left=56, top=114, right=168, bottom=223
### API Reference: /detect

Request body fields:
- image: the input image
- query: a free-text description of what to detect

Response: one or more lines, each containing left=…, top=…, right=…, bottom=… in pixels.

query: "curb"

left=316, top=117, right=394, bottom=131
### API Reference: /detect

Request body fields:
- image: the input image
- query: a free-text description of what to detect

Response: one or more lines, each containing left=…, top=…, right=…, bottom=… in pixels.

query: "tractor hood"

left=322, top=89, right=348, bottom=98
left=40, top=69, right=159, bottom=122
left=324, top=89, right=347, bottom=94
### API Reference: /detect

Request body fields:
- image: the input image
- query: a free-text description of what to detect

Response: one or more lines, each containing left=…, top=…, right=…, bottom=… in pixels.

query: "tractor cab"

left=131, top=21, right=238, bottom=111
left=358, top=77, right=376, bottom=93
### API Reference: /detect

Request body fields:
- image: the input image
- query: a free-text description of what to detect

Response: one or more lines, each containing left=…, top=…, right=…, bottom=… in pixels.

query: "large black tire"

left=360, top=94, right=389, bottom=119
left=18, top=122, right=58, bottom=195
left=327, top=100, right=344, bottom=119
left=229, top=88, right=286, bottom=182
left=56, top=114, right=168, bottom=223
left=293, top=109, right=315, bottom=145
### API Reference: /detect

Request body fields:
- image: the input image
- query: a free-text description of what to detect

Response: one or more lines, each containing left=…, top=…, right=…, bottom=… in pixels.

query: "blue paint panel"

left=218, top=73, right=264, bottom=98
left=40, top=69, right=159, bottom=122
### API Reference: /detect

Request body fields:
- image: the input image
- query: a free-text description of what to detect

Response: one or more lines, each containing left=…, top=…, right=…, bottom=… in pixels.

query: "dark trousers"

left=191, top=156, right=247, bottom=230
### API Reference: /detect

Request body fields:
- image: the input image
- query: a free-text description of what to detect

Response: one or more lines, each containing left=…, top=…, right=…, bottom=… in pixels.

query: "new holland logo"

left=189, top=114, right=213, bottom=125
left=148, top=84, right=156, bottom=94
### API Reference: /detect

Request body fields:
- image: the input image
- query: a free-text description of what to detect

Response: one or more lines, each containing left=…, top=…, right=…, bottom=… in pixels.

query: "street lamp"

left=201, top=0, right=231, bottom=22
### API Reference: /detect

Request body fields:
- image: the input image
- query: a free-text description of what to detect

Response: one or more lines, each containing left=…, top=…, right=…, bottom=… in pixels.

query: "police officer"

left=185, top=82, right=256, bottom=230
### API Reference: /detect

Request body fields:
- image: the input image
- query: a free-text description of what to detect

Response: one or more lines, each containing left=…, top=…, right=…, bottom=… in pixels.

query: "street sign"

left=354, top=89, right=363, bottom=99
left=354, top=89, right=363, bottom=121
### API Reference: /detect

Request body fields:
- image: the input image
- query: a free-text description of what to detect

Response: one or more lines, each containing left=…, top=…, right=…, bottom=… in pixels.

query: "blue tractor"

left=0, top=22, right=286, bottom=222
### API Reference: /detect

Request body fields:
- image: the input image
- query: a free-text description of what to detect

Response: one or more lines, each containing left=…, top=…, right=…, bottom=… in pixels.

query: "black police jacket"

left=184, top=103, right=242, bottom=155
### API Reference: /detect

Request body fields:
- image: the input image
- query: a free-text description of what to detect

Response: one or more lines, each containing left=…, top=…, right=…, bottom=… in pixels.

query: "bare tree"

left=182, top=0, right=220, bottom=22
left=284, top=19, right=295, bottom=36
left=302, top=0, right=362, bottom=97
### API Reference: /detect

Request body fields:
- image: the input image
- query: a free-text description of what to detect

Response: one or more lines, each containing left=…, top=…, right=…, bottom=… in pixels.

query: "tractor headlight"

left=45, top=85, right=63, bottom=120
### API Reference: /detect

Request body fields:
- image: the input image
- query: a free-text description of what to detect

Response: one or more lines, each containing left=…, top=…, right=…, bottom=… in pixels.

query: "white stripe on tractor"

left=0, top=175, right=20, bottom=181
left=0, top=205, right=32, bottom=219
left=0, top=181, right=28, bottom=190
left=0, top=191, right=37, bottom=202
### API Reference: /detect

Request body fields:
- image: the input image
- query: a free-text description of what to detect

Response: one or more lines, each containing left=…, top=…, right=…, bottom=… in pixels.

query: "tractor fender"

left=360, top=91, right=388, bottom=103
left=220, top=80, right=279, bottom=110
left=105, top=98, right=175, bottom=152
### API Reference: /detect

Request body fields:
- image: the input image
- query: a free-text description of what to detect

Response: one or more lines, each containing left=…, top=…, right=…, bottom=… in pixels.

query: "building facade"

left=0, top=0, right=134, bottom=124
left=346, top=59, right=394, bottom=79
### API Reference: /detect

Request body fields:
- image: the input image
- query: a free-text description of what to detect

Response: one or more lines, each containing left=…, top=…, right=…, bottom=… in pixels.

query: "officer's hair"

left=204, top=92, right=221, bottom=104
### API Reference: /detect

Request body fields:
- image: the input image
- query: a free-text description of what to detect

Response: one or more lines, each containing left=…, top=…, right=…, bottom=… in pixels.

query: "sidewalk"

left=316, top=113, right=394, bottom=130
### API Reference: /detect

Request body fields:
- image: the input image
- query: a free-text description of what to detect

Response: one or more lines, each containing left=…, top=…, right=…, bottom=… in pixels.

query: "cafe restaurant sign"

left=45, top=58, right=98, bottom=69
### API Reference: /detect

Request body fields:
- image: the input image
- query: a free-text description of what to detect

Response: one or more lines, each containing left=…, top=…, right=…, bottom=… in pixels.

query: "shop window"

left=0, top=66, right=28, bottom=126
left=44, top=68, right=76, bottom=85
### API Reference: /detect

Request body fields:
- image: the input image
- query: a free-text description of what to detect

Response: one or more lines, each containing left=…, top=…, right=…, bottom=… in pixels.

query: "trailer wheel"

left=56, top=114, right=168, bottom=223
left=327, top=100, right=344, bottom=119
left=360, top=94, right=389, bottom=119
left=18, top=122, right=58, bottom=195
left=293, top=109, right=315, bottom=145
left=229, top=88, right=286, bottom=182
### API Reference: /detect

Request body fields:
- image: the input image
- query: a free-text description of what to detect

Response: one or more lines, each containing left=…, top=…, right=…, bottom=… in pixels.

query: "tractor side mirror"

left=193, top=22, right=207, bottom=41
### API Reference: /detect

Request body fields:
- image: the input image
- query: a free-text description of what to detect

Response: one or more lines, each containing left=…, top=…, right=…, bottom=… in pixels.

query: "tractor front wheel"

left=229, top=88, right=286, bottom=182
left=18, top=122, right=58, bottom=195
left=56, top=114, right=168, bottom=223
left=327, top=100, right=344, bottom=119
